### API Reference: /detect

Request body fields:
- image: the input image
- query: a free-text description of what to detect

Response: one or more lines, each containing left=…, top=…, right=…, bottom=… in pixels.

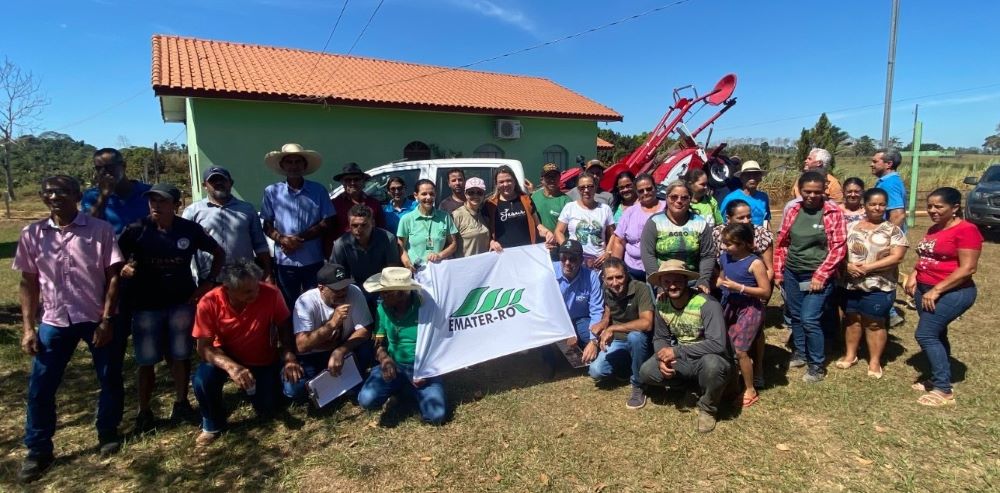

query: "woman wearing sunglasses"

left=555, top=173, right=615, bottom=268
left=451, top=177, right=491, bottom=258
left=610, top=173, right=664, bottom=281
left=640, top=180, right=717, bottom=293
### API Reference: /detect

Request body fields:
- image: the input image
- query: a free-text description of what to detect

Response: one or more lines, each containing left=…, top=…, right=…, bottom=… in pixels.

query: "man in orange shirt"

left=792, top=148, right=843, bottom=203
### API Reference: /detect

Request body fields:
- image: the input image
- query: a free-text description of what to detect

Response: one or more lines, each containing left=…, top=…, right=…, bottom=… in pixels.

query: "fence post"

left=907, top=121, right=922, bottom=229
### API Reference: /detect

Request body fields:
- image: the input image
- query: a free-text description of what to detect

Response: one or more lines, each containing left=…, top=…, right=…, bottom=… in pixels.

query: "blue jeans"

left=358, top=363, right=446, bottom=424
left=132, top=304, right=195, bottom=365
left=782, top=269, right=833, bottom=373
left=24, top=321, right=127, bottom=457
left=915, top=284, right=977, bottom=394
left=275, top=262, right=323, bottom=309
left=588, top=330, right=652, bottom=386
left=283, top=343, right=374, bottom=403
left=192, top=362, right=282, bottom=433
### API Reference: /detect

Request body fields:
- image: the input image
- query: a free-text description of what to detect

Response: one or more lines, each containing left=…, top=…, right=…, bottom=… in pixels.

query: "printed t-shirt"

left=690, top=195, right=722, bottom=225
left=845, top=221, right=908, bottom=291
left=558, top=201, right=614, bottom=258
left=292, top=285, right=373, bottom=354
left=785, top=206, right=828, bottom=273
left=451, top=205, right=491, bottom=257
left=397, top=208, right=457, bottom=267
left=374, top=295, right=421, bottom=366
left=494, top=197, right=534, bottom=248
left=656, top=293, right=708, bottom=345
left=531, top=189, right=570, bottom=233
left=118, top=216, right=219, bottom=310
left=915, top=220, right=983, bottom=286
left=193, top=283, right=290, bottom=367
left=644, top=212, right=711, bottom=272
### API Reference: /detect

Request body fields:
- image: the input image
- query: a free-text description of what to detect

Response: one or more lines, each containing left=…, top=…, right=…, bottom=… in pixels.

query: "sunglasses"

left=465, top=189, right=485, bottom=196
left=578, top=185, right=595, bottom=190
left=636, top=186, right=655, bottom=194
left=388, top=186, right=405, bottom=192
left=668, top=194, right=691, bottom=202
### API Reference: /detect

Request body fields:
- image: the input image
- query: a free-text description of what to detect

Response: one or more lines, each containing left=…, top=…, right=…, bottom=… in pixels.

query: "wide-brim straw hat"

left=734, top=160, right=766, bottom=177
left=264, top=143, right=323, bottom=176
left=647, top=259, right=699, bottom=285
left=363, top=267, right=422, bottom=293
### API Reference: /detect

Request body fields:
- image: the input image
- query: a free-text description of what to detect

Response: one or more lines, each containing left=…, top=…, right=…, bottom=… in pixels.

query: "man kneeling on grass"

left=357, top=267, right=446, bottom=424
left=584, top=257, right=654, bottom=409
left=638, top=260, right=731, bottom=433
left=283, top=262, right=374, bottom=403
left=191, top=260, right=304, bottom=446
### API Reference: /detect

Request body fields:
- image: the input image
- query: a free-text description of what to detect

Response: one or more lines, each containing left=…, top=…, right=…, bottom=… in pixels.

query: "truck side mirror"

left=963, top=176, right=979, bottom=186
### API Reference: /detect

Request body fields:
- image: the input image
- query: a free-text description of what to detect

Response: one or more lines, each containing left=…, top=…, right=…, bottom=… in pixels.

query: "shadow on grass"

left=903, top=351, right=967, bottom=385
left=0, top=241, right=16, bottom=259
left=0, top=303, right=23, bottom=326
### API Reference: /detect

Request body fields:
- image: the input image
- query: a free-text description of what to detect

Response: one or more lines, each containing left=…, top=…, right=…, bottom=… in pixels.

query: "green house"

left=152, top=35, right=622, bottom=205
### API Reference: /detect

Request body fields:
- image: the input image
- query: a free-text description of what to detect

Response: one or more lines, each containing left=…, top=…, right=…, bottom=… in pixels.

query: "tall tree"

left=853, top=135, right=877, bottom=157
left=794, top=113, right=849, bottom=168
left=0, top=57, right=48, bottom=216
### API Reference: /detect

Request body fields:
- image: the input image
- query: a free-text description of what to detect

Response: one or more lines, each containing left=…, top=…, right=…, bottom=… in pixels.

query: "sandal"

left=867, top=367, right=883, bottom=379
left=741, top=392, right=760, bottom=408
left=917, top=391, right=956, bottom=407
left=834, top=357, right=859, bottom=370
left=911, top=380, right=932, bottom=392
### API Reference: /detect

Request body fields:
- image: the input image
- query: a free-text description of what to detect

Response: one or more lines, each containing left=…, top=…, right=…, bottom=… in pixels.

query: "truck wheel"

left=706, top=156, right=736, bottom=188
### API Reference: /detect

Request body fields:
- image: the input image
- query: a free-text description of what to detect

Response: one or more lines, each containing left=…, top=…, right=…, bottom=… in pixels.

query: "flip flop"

left=867, top=368, right=883, bottom=379
left=911, top=380, right=932, bottom=392
left=835, top=357, right=859, bottom=370
left=742, top=393, right=760, bottom=408
left=917, top=391, right=956, bottom=407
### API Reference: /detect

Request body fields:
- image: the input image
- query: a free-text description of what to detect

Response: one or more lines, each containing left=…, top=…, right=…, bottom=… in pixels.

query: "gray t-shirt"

left=332, top=228, right=402, bottom=299
left=293, top=285, right=373, bottom=354
left=182, top=197, right=269, bottom=281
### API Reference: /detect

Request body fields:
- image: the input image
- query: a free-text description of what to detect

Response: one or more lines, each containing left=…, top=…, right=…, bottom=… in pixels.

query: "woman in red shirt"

left=904, top=187, right=983, bottom=406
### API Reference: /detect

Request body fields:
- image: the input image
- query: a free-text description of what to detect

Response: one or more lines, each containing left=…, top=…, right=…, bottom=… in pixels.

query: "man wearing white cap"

left=261, top=143, right=337, bottom=308
left=357, top=267, right=446, bottom=425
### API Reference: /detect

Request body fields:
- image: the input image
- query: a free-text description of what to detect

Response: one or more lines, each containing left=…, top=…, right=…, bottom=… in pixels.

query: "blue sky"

left=3, top=0, right=999, bottom=149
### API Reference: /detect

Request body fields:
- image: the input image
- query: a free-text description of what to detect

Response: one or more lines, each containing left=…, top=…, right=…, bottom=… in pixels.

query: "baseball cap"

left=317, top=263, right=354, bottom=290
left=557, top=239, right=583, bottom=257
left=202, top=166, right=233, bottom=182
left=464, top=177, right=486, bottom=191
left=541, top=163, right=561, bottom=176
left=142, top=183, right=181, bottom=202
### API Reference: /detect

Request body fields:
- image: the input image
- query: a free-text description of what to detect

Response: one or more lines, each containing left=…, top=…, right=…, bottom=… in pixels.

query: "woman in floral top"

left=712, top=199, right=774, bottom=281
left=835, top=188, right=908, bottom=378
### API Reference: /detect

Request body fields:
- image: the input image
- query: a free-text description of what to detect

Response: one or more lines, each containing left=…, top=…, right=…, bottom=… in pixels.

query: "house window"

left=473, top=144, right=504, bottom=158
left=542, top=145, right=568, bottom=170
left=403, top=141, right=431, bottom=161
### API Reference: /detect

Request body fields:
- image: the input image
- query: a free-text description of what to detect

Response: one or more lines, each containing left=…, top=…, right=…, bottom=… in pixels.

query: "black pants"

left=638, top=353, right=730, bottom=415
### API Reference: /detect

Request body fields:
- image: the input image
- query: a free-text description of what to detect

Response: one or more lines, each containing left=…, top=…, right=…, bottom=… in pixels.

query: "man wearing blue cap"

left=183, top=166, right=273, bottom=283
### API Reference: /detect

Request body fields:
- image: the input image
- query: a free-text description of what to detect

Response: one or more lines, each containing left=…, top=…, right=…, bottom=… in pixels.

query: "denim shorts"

left=843, top=289, right=894, bottom=320
left=132, top=304, right=196, bottom=365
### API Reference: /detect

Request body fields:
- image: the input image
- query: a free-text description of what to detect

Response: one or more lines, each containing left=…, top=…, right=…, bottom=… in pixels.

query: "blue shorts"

left=132, top=304, right=196, bottom=365
left=844, top=289, right=894, bottom=321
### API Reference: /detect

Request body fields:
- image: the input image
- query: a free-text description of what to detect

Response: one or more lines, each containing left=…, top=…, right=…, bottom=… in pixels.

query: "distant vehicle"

left=330, top=158, right=527, bottom=206
left=964, top=164, right=1000, bottom=232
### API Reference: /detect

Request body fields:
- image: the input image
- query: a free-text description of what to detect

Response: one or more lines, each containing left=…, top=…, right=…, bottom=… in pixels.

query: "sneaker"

left=97, top=431, right=122, bottom=457
left=170, top=400, right=198, bottom=424
left=19, top=454, right=53, bottom=483
left=625, top=385, right=647, bottom=410
left=889, top=312, right=905, bottom=327
left=134, top=410, right=156, bottom=434
left=802, top=371, right=826, bottom=384
left=696, top=410, right=717, bottom=433
left=789, top=355, right=807, bottom=369
left=195, top=430, right=220, bottom=447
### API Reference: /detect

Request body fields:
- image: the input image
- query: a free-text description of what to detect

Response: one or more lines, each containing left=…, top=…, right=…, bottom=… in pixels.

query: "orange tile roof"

left=152, top=35, right=622, bottom=121
left=596, top=137, right=614, bottom=149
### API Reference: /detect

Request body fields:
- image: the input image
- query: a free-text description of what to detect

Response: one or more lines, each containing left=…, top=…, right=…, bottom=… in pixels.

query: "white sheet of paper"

left=306, top=353, right=363, bottom=408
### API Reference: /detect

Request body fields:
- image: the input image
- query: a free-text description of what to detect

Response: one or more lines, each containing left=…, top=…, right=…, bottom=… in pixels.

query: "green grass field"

left=0, top=199, right=998, bottom=491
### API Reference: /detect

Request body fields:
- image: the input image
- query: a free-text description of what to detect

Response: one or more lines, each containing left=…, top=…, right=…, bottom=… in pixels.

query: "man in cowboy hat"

left=327, top=162, right=386, bottom=256
left=357, top=267, right=446, bottom=425
left=183, top=166, right=274, bottom=284
left=719, top=160, right=771, bottom=228
left=261, top=143, right=337, bottom=309
left=638, top=260, right=731, bottom=433
left=566, top=159, right=613, bottom=205
left=283, top=262, right=374, bottom=403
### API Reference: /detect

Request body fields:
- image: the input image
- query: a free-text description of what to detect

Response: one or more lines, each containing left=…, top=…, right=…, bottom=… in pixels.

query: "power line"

left=717, top=81, right=1000, bottom=132
left=52, top=88, right=145, bottom=131
left=298, top=0, right=351, bottom=90
left=309, top=0, right=386, bottom=98
left=315, top=0, right=696, bottom=101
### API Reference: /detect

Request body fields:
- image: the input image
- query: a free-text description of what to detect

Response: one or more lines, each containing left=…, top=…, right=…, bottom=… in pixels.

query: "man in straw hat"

left=638, top=260, right=731, bottom=433
left=357, top=267, right=446, bottom=425
left=719, top=160, right=771, bottom=229
left=261, top=143, right=336, bottom=308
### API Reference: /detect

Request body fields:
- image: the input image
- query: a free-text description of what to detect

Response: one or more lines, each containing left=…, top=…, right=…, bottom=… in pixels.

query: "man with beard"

left=183, top=166, right=273, bottom=283
left=438, top=168, right=466, bottom=214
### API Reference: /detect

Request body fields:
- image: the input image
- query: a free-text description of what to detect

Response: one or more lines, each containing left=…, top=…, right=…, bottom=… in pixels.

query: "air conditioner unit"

left=495, top=119, right=522, bottom=139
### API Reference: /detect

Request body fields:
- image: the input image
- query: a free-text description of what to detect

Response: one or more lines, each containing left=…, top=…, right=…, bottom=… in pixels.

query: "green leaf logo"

left=450, top=286, right=529, bottom=317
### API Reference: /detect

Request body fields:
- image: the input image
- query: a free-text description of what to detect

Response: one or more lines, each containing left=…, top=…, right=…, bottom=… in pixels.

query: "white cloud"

left=449, top=0, right=540, bottom=37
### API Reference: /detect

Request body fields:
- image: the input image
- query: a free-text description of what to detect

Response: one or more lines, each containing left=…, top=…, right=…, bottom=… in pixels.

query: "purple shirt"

left=12, top=213, right=123, bottom=327
left=614, top=200, right=665, bottom=272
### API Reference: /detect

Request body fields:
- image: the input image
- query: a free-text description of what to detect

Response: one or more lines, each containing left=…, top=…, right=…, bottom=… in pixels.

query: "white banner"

left=413, top=245, right=575, bottom=378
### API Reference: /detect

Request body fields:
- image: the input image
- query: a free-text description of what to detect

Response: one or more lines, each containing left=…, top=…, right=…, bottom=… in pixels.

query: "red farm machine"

left=562, top=73, right=740, bottom=196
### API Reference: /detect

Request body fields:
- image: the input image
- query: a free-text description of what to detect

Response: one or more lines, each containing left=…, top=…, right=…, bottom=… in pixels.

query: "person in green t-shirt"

left=683, top=168, right=722, bottom=225
left=530, top=163, right=570, bottom=259
left=357, top=267, right=446, bottom=424
left=397, top=179, right=458, bottom=271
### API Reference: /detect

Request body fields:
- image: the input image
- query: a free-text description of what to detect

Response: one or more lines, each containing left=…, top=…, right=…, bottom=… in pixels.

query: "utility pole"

left=881, top=0, right=901, bottom=148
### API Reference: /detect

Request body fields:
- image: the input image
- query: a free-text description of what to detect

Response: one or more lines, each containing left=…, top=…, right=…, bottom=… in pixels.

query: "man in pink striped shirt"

left=13, top=175, right=125, bottom=483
